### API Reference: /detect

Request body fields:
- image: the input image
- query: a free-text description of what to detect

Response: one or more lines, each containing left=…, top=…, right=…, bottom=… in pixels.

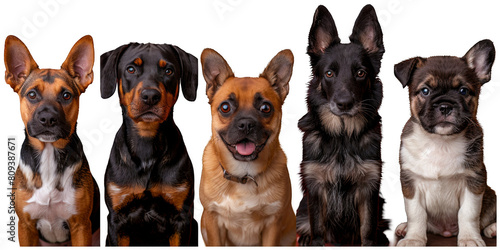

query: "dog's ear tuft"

left=201, top=48, right=234, bottom=101
left=394, top=57, right=425, bottom=88
left=260, top=49, right=294, bottom=101
left=100, top=44, right=129, bottom=99
left=4, top=35, right=39, bottom=92
left=172, top=45, right=198, bottom=101
left=61, top=35, right=94, bottom=93
left=463, top=39, right=495, bottom=84
left=307, top=5, right=340, bottom=56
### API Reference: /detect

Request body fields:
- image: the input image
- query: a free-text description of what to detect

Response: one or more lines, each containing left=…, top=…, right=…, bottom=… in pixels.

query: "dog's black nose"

left=37, top=108, right=58, bottom=127
left=237, top=118, right=256, bottom=134
left=336, top=97, right=354, bottom=111
left=438, top=104, right=453, bottom=116
left=141, top=89, right=161, bottom=106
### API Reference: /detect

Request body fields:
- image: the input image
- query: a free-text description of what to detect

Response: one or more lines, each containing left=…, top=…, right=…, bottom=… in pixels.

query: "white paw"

left=458, top=237, right=486, bottom=247
left=397, top=238, right=426, bottom=247
left=483, top=222, right=496, bottom=238
left=395, top=222, right=408, bottom=237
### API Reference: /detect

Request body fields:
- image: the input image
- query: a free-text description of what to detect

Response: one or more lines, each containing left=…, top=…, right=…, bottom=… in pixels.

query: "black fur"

left=100, top=43, right=198, bottom=246
left=296, top=5, right=389, bottom=246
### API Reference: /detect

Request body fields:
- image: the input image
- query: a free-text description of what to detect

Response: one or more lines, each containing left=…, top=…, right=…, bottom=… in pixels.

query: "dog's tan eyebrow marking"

left=159, top=59, right=167, bottom=68
left=418, top=74, right=436, bottom=89
left=134, top=58, right=142, bottom=66
left=452, top=75, right=466, bottom=88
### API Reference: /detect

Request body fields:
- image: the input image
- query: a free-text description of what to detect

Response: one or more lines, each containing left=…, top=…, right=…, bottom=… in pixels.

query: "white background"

left=1, top=0, right=499, bottom=248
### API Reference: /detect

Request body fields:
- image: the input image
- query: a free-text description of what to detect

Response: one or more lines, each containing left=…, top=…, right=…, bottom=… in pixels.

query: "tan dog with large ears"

left=5, top=35, right=99, bottom=246
left=199, top=48, right=296, bottom=246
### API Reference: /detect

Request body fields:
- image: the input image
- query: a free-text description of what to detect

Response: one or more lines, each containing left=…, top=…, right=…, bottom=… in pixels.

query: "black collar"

left=220, top=163, right=258, bottom=187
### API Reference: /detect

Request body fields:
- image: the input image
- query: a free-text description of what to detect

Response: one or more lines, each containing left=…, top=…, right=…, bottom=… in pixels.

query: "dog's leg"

left=18, top=218, right=40, bottom=246
left=306, top=192, right=326, bottom=246
left=68, top=216, right=92, bottom=246
left=201, top=210, right=222, bottom=246
left=483, top=222, right=496, bottom=238
left=457, top=188, right=485, bottom=246
left=359, top=196, right=375, bottom=246
left=262, top=217, right=281, bottom=246
left=397, top=193, right=427, bottom=246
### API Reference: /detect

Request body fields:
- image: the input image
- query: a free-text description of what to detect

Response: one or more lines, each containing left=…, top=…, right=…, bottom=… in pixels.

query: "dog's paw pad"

left=395, top=222, right=408, bottom=237
left=458, top=238, right=486, bottom=247
left=397, top=238, right=425, bottom=247
left=483, top=222, right=496, bottom=238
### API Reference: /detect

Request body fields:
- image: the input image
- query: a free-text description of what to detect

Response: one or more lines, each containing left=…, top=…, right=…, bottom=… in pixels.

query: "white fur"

left=22, top=143, right=78, bottom=243
left=398, top=124, right=485, bottom=246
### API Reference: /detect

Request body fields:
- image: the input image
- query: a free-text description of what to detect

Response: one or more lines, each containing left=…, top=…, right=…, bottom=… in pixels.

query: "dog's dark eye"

left=459, top=87, right=469, bottom=96
left=356, top=69, right=366, bottom=78
left=27, top=91, right=37, bottom=99
left=259, top=103, right=272, bottom=113
left=62, top=92, right=72, bottom=100
left=421, top=88, right=430, bottom=96
left=165, top=68, right=174, bottom=76
left=325, top=70, right=334, bottom=78
left=220, top=102, right=231, bottom=113
left=127, top=66, right=136, bottom=74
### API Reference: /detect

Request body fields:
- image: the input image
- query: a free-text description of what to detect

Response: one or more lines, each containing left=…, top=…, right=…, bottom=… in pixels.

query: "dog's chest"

left=21, top=144, right=77, bottom=221
left=400, top=125, right=467, bottom=179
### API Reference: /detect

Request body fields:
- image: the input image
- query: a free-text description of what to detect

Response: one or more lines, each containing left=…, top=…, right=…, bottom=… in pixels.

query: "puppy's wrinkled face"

left=409, top=57, right=481, bottom=135
left=117, top=44, right=181, bottom=124
left=212, top=78, right=281, bottom=161
left=201, top=48, right=293, bottom=162
left=4, top=35, right=94, bottom=146
left=395, top=40, right=495, bottom=135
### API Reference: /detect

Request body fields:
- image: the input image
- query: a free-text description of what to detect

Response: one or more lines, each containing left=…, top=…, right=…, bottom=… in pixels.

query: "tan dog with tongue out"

left=199, top=48, right=296, bottom=246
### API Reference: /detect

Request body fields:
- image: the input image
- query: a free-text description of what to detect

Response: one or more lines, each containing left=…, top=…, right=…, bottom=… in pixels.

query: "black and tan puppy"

left=5, top=35, right=99, bottom=246
left=394, top=40, right=497, bottom=247
left=199, top=48, right=296, bottom=246
left=296, top=5, right=389, bottom=246
left=100, top=43, right=198, bottom=246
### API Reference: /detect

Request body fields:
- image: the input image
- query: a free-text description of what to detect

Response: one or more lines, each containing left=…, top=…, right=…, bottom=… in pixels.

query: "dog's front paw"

left=395, top=222, right=408, bottom=237
left=458, top=237, right=486, bottom=247
left=483, top=222, right=496, bottom=238
left=397, top=238, right=425, bottom=247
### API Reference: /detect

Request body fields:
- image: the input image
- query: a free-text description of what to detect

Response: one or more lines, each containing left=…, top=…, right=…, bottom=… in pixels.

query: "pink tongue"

left=235, top=142, right=256, bottom=156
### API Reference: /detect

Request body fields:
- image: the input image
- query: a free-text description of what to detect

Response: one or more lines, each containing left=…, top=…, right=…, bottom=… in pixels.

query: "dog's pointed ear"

left=4, top=35, right=39, bottom=92
left=172, top=45, right=198, bottom=101
left=61, top=35, right=94, bottom=93
left=100, top=44, right=129, bottom=99
left=394, top=57, right=426, bottom=88
left=349, top=5, right=384, bottom=55
left=201, top=48, right=234, bottom=102
left=308, top=5, right=340, bottom=56
left=260, top=49, right=294, bottom=101
left=463, top=39, right=495, bottom=84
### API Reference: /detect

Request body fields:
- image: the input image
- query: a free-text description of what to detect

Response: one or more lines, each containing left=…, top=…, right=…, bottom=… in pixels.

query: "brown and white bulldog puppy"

left=199, top=48, right=296, bottom=246
left=394, top=40, right=497, bottom=246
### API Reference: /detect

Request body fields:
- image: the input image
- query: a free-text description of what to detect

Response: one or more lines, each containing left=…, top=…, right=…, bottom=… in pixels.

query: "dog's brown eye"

left=325, top=70, right=334, bottom=78
left=220, top=102, right=231, bottom=113
left=127, top=66, right=136, bottom=74
left=165, top=68, right=173, bottom=76
left=260, top=103, right=272, bottom=113
left=27, top=91, right=37, bottom=99
left=62, top=92, right=72, bottom=100
left=356, top=69, right=366, bottom=78
left=459, top=87, right=469, bottom=96
left=421, top=88, right=430, bottom=96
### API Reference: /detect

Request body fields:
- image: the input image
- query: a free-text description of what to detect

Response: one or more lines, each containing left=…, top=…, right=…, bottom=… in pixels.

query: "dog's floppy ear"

left=4, top=35, right=39, bottom=92
left=308, top=5, right=340, bottom=56
left=100, top=44, right=129, bottom=99
left=61, top=35, right=94, bottom=93
left=463, top=39, right=495, bottom=84
left=201, top=48, right=234, bottom=102
left=260, top=49, right=294, bottom=101
left=394, top=57, right=426, bottom=88
left=172, top=45, right=198, bottom=101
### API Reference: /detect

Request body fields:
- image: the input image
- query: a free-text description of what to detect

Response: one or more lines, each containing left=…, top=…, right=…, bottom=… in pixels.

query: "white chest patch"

left=21, top=143, right=78, bottom=243
left=210, top=186, right=282, bottom=245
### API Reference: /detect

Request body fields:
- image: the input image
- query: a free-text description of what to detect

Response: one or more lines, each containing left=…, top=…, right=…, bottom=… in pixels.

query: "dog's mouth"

left=138, top=111, right=162, bottom=122
left=220, top=136, right=268, bottom=161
